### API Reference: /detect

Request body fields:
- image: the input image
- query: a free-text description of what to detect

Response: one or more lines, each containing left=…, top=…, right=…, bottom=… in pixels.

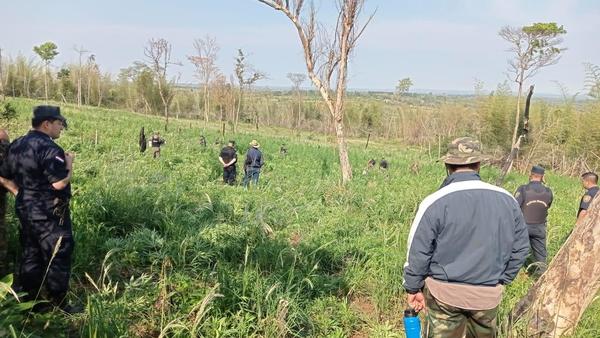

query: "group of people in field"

left=0, top=105, right=599, bottom=336
left=139, top=127, right=265, bottom=187
left=404, top=137, right=598, bottom=337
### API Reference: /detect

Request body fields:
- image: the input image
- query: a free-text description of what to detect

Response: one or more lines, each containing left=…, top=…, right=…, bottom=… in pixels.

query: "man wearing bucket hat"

left=514, top=165, right=553, bottom=276
left=403, top=137, right=528, bottom=337
left=243, top=139, right=264, bottom=187
left=0, top=105, right=79, bottom=313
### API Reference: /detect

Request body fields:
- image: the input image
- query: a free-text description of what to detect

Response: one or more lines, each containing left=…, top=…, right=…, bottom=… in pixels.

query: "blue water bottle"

left=403, top=308, right=421, bottom=338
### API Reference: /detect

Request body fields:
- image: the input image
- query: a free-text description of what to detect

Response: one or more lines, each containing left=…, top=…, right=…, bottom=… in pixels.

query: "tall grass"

left=1, top=98, right=599, bottom=337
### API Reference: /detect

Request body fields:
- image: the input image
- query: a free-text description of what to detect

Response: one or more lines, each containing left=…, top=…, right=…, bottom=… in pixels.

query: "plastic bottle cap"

left=404, top=308, right=418, bottom=317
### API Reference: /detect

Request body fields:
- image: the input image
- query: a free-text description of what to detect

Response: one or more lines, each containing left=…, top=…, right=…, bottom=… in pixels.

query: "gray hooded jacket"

left=403, top=172, right=529, bottom=293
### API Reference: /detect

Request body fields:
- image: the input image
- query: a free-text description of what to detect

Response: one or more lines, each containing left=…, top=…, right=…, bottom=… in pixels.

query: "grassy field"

left=1, top=98, right=599, bottom=337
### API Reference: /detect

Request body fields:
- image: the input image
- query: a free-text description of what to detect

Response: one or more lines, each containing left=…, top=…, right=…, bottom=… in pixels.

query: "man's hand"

left=407, top=292, right=426, bottom=313
left=65, top=152, right=75, bottom=168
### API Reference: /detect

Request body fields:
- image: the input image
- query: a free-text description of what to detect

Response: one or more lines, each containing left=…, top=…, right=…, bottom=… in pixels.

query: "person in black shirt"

left=219, top=140, right=237, bottom=185
left=0, top=106, right=79, bottom=312
left=243, top=140, right=264, bottom=187
left=577, top=172, right=599, bottom=226
left=150, top=132, right=165, bottom=158
left=514, top=165, right=553, bottom=274
left=379, top=158, right=389, bottom=170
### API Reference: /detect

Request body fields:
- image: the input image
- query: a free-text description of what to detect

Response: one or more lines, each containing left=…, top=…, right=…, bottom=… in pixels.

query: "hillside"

left=1, top=98, right=599, bottom=337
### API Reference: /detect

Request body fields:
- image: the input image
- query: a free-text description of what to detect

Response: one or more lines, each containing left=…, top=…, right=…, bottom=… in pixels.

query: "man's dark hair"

left=32, top=117, right=57, bottom=128
left=582, top=172, right=598, bottom=184
left=445, top=162, right=480, bottom=172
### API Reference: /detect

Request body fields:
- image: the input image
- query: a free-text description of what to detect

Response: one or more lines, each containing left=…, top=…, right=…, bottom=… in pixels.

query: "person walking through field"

left=403, top=137, right=529, bottom=338
left=243, top=140, right=264, bottom=187
left=514, top=165, right=553, bottom=276
left=150, top=131, right=165, bottom=158
left=0, top=106, right=80, bottom=313
left=219, top=140, right=237, bottom=185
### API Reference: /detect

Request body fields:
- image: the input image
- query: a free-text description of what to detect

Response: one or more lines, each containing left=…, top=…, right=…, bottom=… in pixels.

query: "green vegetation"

left=1, top=98, right=599, bottom=337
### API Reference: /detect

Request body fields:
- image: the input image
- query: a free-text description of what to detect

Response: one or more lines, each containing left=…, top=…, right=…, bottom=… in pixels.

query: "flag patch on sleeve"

left=55, top=156, right=65, bottom=163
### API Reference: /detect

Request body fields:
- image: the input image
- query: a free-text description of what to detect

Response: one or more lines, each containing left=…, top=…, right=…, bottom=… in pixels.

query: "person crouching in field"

left=403, top=137, right=528, bottom=337
left=243, top=140, right=264, bottom=187
left=150, top=131, right=165, bottom=158
left=219, top=140, right=237, bottom=185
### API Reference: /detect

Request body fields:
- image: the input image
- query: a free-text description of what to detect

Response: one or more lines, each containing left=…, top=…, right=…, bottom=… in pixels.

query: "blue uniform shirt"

left=0, top=130, right=71, bottom=218
left=578, top=186, right=599, bottom=217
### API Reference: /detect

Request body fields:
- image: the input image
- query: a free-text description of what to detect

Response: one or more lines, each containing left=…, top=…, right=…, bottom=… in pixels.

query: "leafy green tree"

left=33, top=41, right=59, bottom=101
left=395, top=77, right=413, bottom=96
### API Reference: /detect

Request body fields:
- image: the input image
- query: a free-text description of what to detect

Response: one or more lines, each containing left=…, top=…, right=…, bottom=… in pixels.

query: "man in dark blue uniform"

left=514, top=165, right=553, bottom=275
left=219, top=140, right=237, bottom=185
left=0, top=105, right=77, bottom=312
left=577, top=172, right=599, bottom=226
left=243, top=139, right=264, bottom=187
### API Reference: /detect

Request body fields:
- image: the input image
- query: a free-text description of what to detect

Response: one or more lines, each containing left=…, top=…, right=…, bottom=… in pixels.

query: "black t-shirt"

left=0, top=130, right=71, bottom=204
left=578, top=185, right=599, bottom=216
left=514, top=181, right=553, bottom=224
left=151, top=136, right=164, bottom=147
left=220, top=146, right=237, bottom=164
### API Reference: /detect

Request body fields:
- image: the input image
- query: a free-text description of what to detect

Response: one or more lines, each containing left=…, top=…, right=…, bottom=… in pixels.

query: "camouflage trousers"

left=423, top=288, right=498, bottom=338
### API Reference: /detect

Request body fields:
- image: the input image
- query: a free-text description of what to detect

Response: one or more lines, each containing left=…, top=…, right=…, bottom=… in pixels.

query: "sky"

left=1, top=0, right=599, bottom=95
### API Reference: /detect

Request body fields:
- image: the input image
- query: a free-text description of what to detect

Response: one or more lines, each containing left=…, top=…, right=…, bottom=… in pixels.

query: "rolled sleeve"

left=42, top=147, right=69, bottom=184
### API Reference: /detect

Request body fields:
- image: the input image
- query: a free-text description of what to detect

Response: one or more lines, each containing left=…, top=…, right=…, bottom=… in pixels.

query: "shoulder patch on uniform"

left=583, top=195, right=592, bottom=203
left=514, top=191, right=521, bottom=199
left=55, top=155, right=65, bottom=163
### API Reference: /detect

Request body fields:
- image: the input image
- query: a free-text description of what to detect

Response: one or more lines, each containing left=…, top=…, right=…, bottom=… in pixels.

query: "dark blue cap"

left=33, top=105, right=67, bottom=128
left=531, top=165, right=545, bottom=175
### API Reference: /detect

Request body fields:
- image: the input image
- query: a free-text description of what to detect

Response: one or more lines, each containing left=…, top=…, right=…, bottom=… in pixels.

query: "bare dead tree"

left=258, top=0, right=374, bottom=184
left=73, top=45, right=90, bottom=107
left=287, top=72, right=306, bottom=129
left=188, top=35, right=220, bottom=128
left=234, top=49, right=264, bottom=133
left=85, top=54, right=96, bottom=105
left=144, top=38, right=181, bottom=130
left=496, top=85, right=534, bottom=185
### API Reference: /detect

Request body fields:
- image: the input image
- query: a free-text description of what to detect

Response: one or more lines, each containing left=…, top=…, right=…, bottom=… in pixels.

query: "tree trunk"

left=511, top=80, right=524, bottom=147
left=43, top=63, right=49, bottom=102
left=235, top=88, right=243, bottom=134
left=335, top=118, right=352, bottom=184
left=510, top=196, right=600, bottom=337
left=204, top=83, right=209, bottom=128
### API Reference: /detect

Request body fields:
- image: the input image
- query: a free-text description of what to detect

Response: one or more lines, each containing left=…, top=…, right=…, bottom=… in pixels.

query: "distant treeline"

left=1, top=52, right=599, bottom=174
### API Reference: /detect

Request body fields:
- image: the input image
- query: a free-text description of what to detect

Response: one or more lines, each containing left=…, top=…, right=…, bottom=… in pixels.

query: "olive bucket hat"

left=441, top=137, right=485, bottom=165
